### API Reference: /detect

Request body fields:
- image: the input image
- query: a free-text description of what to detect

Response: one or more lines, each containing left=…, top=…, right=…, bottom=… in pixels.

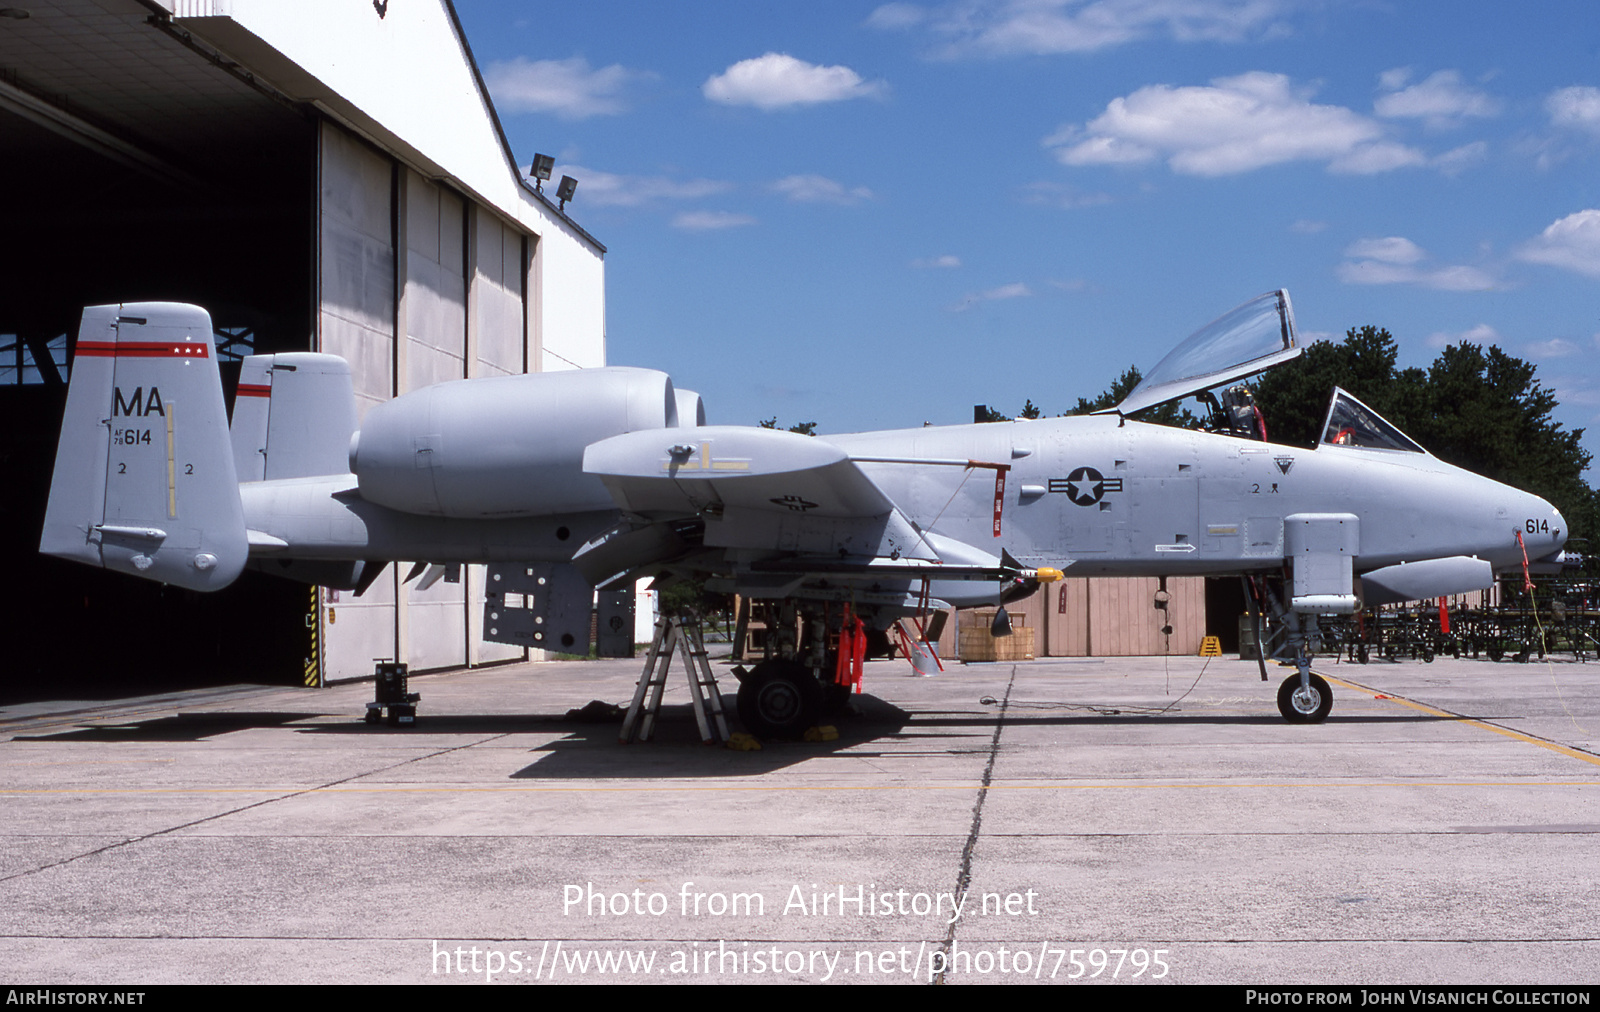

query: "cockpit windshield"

left=1108, top=290, right=1299, bottom=417
left=1319, top=388, right=1426, bottom=453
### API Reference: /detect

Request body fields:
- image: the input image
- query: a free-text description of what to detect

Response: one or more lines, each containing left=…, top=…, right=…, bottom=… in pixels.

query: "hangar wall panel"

left=538, top=225, right=605, bottom=371
left=318, top=124, right=395, bottom=423
left=1074, top=577, right=1204, bottom=657
left=403, top=170, right=468, bottom=395
left=472, top=209, right=524, bottom=378
left=399, top=169, right=469, bottom=671
left=466, top=211, right=527, bottom=664
left=955, top=578, right=1207, bottom=660
left=323, top=577, right=398, bottom=682
left=318, top=123, right=396, bottom=679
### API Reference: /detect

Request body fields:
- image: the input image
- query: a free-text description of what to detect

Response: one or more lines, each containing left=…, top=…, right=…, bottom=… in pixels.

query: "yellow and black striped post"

left=303, top=585, right=323, bottom=687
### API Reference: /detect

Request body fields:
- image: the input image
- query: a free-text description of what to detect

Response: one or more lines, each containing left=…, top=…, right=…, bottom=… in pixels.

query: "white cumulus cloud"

left=885, top=0, right=1291, bottom=57
left=1546, top=86, right=1600, bottom=135
left=1425, top=323, right=1501, bottom=350
left=1374, top=70, right=1500, bottom=129
left=1046, top=72, right=1425, bottom=176
left=546, top=166, right=731, bottom=208
left=1338, top=237, right=1498, bottom=291
left=949, top=282, right=1032, bottom=312
left=1344, top=237, right=1426, bottom=264
left=485, top=57, right=646, bottom=120
left=672, top=210, right=758, bottom=231
left=1517, top=209, right=1600, bottom=279
left=1432, top=141, right=1488, bottom=176
left=703, top=53, right=886, bottom=110
left=770, top=175, right=874, bottom=204
left=866, top=3, right=926, bottom=30
left=912, top=255, right=962, bottom=269
left=1525, top=338, right=1582, bottom=359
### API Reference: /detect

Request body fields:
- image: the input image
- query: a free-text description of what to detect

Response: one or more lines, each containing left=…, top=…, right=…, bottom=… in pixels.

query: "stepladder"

left=621, top=613, right=729, bottom=744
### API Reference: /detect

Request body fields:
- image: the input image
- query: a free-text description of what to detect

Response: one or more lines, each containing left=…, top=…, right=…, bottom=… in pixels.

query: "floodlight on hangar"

left=529, top=152, right=554, bottom=191
left=556, top=174, right=577, bottom=210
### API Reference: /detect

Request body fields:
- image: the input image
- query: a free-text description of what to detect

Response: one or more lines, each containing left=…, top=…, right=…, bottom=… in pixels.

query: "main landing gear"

left=729, top=599, right=884, bottom=739
left=736, top=658, right=823, bottom=739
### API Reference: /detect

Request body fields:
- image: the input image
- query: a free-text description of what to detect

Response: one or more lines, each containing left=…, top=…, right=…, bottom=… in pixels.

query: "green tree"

left=1252, top=326, right=1405, bottom=447
left=1066, top=365, right=1201, bottom=428
left=1254, top=327, right=1597, bottom=545
left=758, top=416, right=817, bottom=435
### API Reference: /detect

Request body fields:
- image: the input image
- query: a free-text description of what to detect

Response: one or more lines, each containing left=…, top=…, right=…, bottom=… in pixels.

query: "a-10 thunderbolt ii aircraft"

left=39, top=290, right=1567, bottom=734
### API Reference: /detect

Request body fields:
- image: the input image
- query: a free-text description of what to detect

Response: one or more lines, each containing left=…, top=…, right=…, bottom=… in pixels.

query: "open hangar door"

left=0, top=2, right=317, bottom=699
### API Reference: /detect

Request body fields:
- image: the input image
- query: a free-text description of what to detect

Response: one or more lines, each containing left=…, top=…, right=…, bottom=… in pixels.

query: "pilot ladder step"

left=621, top=614, right=729, bottom=744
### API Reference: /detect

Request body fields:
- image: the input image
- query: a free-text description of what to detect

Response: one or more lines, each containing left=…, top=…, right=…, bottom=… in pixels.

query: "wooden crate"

left=958, top=626, right=1036, bottom=662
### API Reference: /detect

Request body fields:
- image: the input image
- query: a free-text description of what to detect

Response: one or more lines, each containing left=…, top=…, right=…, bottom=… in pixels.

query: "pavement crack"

left=0, top=733, right=509, bottom=886
left=933, top=664, right=1015, bottom=985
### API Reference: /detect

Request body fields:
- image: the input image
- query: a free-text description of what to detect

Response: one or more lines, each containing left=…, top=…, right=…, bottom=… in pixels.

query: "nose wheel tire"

left=1277, top=673, right=1333, bottom=723
left=736, top=659, right=823, bottom=739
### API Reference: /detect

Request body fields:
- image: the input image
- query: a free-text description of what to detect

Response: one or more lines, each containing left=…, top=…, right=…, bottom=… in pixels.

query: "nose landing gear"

left=1277, top=671, right=1333, bottom=723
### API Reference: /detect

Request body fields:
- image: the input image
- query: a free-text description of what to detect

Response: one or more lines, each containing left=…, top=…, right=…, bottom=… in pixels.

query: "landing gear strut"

left=1258, top=583, right=1336, bottom=725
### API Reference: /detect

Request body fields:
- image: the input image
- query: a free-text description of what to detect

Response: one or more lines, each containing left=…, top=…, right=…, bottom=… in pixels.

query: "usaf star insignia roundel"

left=1048, top=467, right=1124, bottom=506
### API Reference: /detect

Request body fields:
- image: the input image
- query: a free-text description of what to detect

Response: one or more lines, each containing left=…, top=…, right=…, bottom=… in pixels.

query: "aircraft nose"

left=1522, top=497, right=1565, bottom=554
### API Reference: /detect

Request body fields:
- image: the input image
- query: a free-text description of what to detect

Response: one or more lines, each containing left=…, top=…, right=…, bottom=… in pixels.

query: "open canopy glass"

left=1107, top=289, right=1300, bottom=417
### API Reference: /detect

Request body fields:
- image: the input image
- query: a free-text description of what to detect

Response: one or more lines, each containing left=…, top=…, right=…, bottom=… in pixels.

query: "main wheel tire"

left=1277, top=673, right=1333, bottom=724
left=736, top=660, right=823, bottom=739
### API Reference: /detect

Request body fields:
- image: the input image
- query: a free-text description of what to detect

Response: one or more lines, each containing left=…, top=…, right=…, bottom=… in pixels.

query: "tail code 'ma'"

left=40, top=303, right=248, bottom=591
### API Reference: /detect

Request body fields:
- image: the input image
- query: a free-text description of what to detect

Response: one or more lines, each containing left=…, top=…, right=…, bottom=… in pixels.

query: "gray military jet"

left=39, top=291, right=1567, bottom=733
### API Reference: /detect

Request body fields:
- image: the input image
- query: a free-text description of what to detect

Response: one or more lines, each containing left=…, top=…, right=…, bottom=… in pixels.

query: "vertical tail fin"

left=228, top=352, right=357, bottom=480
left=40, top=302, right=248, bottom=591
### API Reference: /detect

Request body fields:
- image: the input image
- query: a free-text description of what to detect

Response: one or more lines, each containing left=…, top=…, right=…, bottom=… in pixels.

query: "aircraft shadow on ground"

left=508, top=693, right=924, bottom=778
left=10, top=699, right=1478, bottom=768
left=14, top=712, right=325, bottom=742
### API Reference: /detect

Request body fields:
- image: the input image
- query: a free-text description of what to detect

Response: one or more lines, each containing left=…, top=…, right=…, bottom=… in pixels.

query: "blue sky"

left=455, top=1, right=1600, bottom=470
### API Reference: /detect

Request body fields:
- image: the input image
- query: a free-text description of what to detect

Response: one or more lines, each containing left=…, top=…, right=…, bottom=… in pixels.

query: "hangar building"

left=1, top=0, right=606, bottom=690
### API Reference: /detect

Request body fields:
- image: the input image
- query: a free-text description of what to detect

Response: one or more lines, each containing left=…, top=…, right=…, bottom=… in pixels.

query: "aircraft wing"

left=583, top=425, right=935, bottom=560
left=580, top=427, right=1062, bottom=595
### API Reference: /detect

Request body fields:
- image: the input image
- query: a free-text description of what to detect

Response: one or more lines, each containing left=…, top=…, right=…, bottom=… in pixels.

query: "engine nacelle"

left=350, top=367, right=677, bottom=518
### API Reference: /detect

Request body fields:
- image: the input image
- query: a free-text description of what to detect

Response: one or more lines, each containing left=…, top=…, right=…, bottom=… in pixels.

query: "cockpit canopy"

left=1318, top=387, right=1426, bottom=453
left=1106, top=289, right=1299, bottom=417
left=1099, top=289, right=1434, bottom=455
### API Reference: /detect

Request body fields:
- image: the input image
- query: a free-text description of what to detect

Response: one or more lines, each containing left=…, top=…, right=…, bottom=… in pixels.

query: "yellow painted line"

left=1323, top=673, right=1600, bottom=768
left=4, top=781, right=1600, bottom=796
